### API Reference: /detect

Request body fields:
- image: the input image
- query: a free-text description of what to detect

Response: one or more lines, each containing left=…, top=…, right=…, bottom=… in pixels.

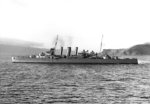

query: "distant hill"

left=0, top=37, right=48, bottom=57
left=102, top=43, right=150, bottom=56
left=124, top=43, right=150, bottom=55
left=0, top=38, right=72, bottom=56
left=0, top=44, right=75, bottom=59
left=1, top=37, right=150, bottom=56
left=0, top=37, right=43, bottom=48
left=0, top=44, right=48, bottom=56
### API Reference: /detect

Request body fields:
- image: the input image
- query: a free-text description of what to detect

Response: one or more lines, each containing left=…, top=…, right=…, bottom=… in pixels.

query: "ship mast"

left=54, top=35, right=58, bottom=50
left=100, top=34, right=103, bottom=53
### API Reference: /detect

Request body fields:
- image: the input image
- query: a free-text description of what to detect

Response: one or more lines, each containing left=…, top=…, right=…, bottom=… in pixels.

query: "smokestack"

left=75, top=47, right=78, bottom=55
left=60, top=47, right=63, bottom=56
left=67, top=47, right=71, bottom=57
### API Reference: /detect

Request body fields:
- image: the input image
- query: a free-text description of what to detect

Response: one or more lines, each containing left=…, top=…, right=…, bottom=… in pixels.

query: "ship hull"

left=12, top=57, right=138, bottom=64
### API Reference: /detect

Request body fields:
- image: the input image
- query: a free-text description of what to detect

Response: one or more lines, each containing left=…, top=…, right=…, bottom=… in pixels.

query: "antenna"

left=100, top=34, right=103, bottom=52
left=54, top=35, right=58, bottom=49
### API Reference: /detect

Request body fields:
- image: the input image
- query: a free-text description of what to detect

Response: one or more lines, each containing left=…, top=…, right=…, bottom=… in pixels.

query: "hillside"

left=0, top=37, right=43, bottom=48
left=0, top=44, right=48, bottom=56
left=124, top=43, right=150, bottom=55
left=1, top=37, right=150, bottom=56
left=0, top=38, right=72, bottom=57
left=0, top=38, right=48, bottom=57
left=102, top=43, right=150, bottom=56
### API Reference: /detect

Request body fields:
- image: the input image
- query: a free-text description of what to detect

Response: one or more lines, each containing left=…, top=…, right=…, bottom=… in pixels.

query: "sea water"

left=1, top=56, right=150, bottom=104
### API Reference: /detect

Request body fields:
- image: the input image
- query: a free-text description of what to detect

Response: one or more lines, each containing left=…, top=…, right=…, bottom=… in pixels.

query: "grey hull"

left=12, top=57, right=138, bottom=64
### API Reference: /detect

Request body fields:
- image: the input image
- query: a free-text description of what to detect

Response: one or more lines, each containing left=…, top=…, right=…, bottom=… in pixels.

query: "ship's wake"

left=138, top=60, right=150, bottom=64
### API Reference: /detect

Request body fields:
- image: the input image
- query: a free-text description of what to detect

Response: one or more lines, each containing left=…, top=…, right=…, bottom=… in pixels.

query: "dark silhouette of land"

left=0, top=38, right=46, bottom=57
left=101, top=43, right=150, bottom=56
left=124, top=43, right=150, bottom=55
left=0, top=38, right=150, bottom=57
left=0, top=44, right=47, bottom=56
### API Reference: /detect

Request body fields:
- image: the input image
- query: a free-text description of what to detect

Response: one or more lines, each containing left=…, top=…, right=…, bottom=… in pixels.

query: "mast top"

left=54, top=35, right=59, bottom=49
left=100, top=34, right=103, bottom=53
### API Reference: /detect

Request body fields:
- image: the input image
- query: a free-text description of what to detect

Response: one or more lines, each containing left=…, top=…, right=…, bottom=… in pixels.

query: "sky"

left=0, top=0, right=150, bottom=51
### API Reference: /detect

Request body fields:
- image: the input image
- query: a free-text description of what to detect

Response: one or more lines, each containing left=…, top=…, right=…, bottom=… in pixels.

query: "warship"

left=12, top=36, right=138, bottom=64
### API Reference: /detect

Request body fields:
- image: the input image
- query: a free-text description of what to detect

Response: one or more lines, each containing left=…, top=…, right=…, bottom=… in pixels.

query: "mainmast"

left=100, top=34, right=103, bottom=52
left=54, top=35, right=59, bottom=50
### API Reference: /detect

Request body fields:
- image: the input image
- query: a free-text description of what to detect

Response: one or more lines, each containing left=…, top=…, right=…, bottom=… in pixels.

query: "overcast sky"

left=0, top=0, right=150, bottom=51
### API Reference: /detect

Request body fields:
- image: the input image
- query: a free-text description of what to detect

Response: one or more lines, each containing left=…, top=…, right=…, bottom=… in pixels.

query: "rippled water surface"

left=1, top=56, right=150, bottom=104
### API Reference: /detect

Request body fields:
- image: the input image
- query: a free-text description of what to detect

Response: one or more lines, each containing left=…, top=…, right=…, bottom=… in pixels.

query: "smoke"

left=66, top=36, right=73, bottom=47
left=58, top=37, right=65, bottom=47
left=52, top=35, right=73, bottom=48
left=52, top=35, right=64, bottom=47
left=0, top=37, right=44, bottom=48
